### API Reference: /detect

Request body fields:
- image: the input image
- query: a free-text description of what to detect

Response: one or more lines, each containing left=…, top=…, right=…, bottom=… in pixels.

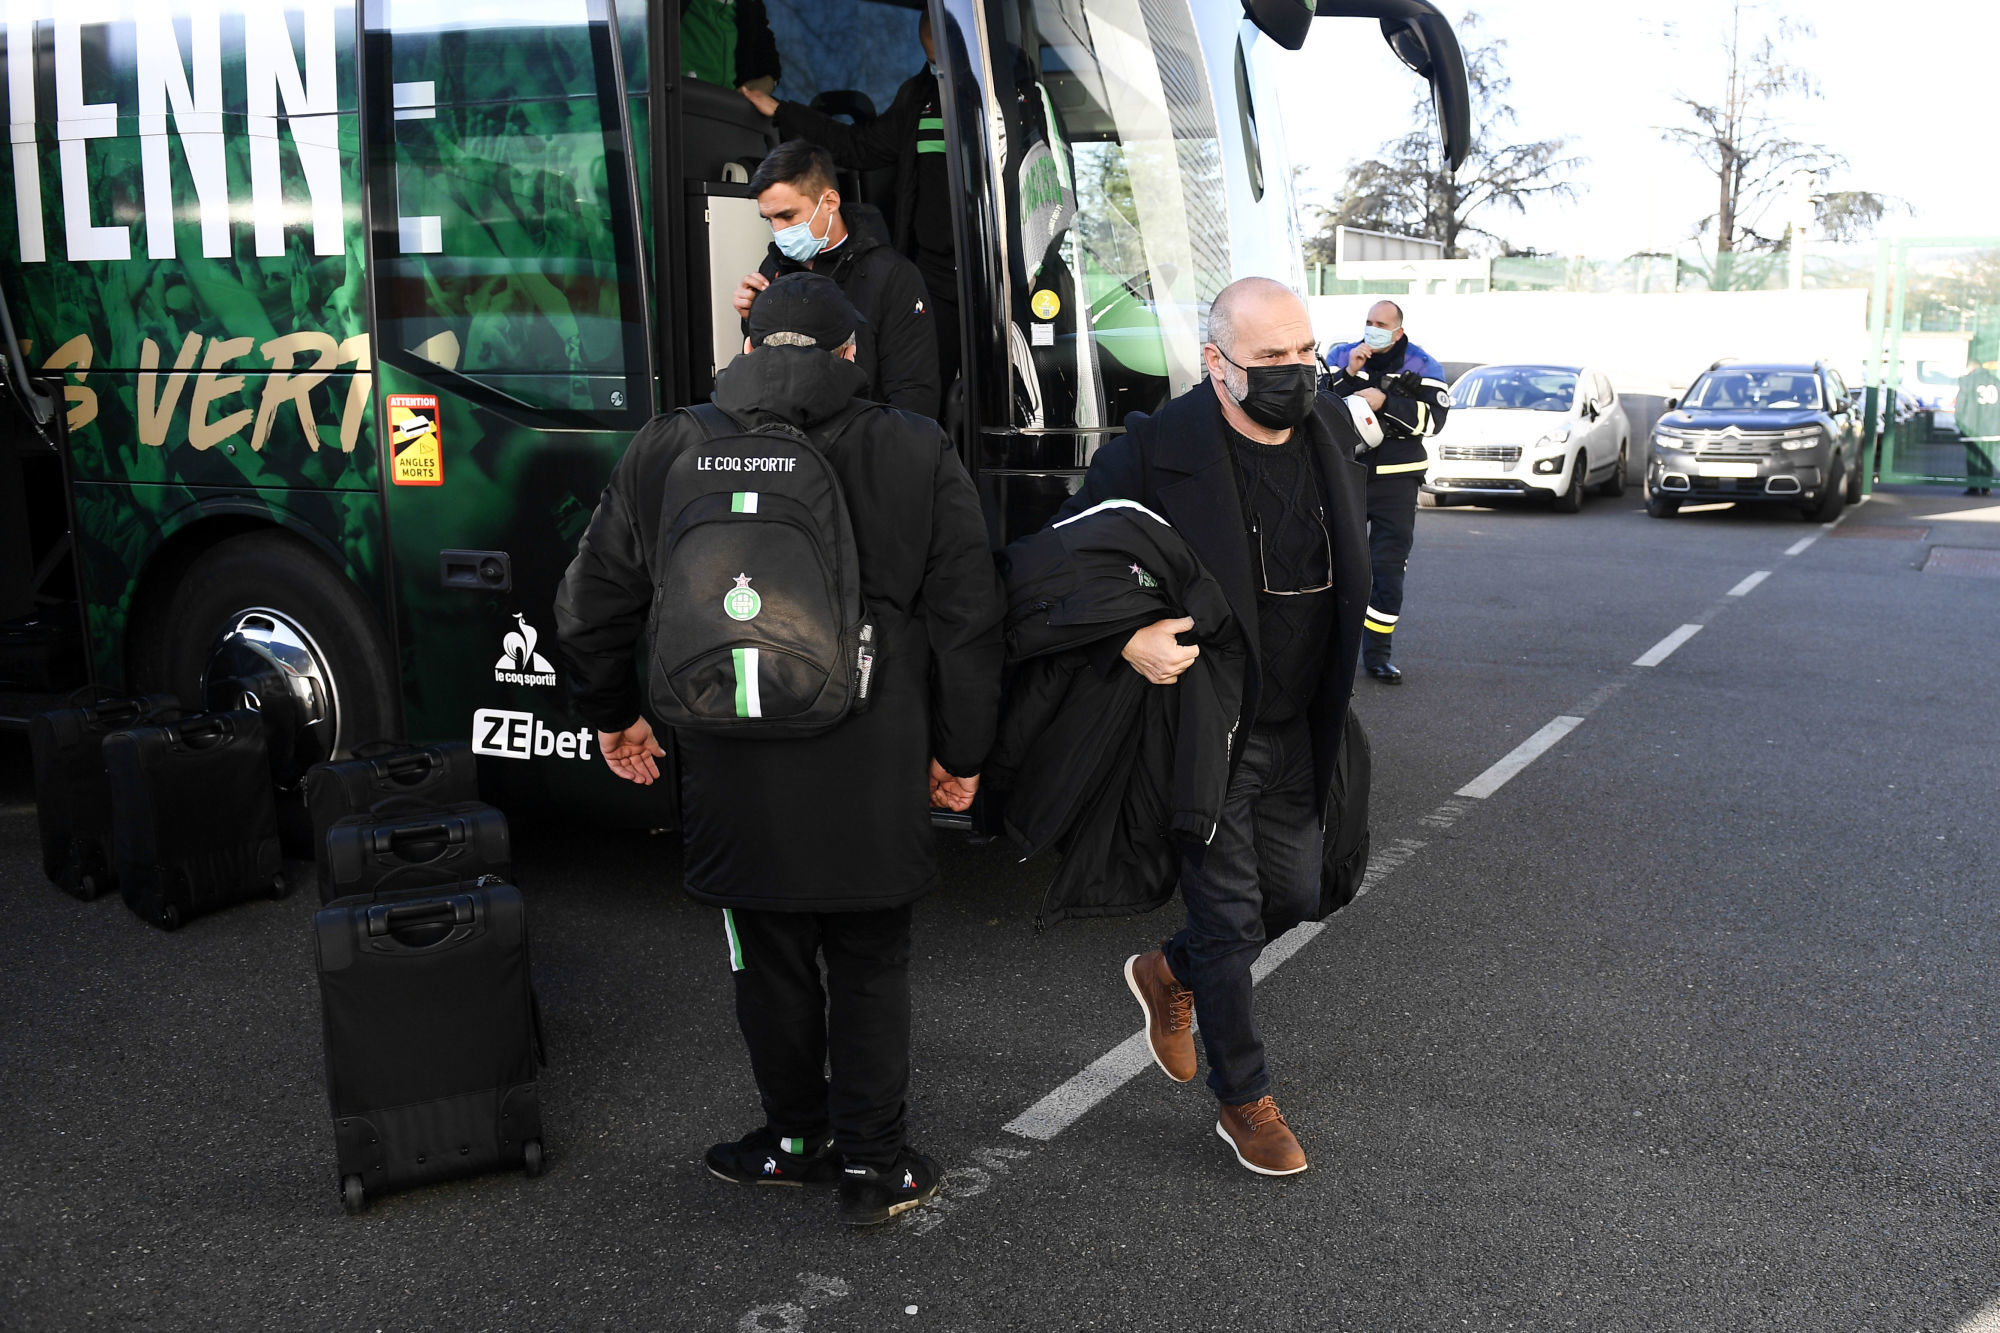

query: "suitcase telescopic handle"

left=373, top=821, right=463, bottom=857
left=370, top=751, right=441, bottom=783
left=365, top=895, right=476, bottom=937
left=174, top=715, right=233, bottom=749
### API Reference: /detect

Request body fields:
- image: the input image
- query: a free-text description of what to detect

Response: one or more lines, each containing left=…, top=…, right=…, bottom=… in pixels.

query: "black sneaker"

left=835, top=1148, right=943, bottom=1226
left=705, top=1126, right=842, bottom=1187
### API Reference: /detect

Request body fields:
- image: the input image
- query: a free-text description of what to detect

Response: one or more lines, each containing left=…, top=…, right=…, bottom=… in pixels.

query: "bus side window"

left=369, top=2, right=646, bottom=423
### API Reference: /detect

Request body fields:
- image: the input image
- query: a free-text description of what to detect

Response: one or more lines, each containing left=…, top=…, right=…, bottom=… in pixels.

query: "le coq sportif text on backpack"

left=645, top=402, right=876, bottom=736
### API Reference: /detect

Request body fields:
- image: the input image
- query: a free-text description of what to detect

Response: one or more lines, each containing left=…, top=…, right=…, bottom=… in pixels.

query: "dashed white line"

left=1633, top=623, right=1703, bottom=667
left=1784, top=535, right=1818, bottom=556
left=1726, top=570, right=1771, bottom=597
left=1454, top=716, right=1585, bottom=799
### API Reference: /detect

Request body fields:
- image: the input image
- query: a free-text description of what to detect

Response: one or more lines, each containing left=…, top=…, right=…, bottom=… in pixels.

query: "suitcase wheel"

left=157, top=903, right=182, bottom=931
left=341, top=1175, right=365, bottom=1215
left=270, top=872, right=289, bottom=900
left=523, top=1139, right=544, bottom=1179
left=79, top=874, right=98, bottom=899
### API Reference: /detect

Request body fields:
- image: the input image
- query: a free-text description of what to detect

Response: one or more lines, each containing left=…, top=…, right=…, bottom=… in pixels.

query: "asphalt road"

left=3, top=484, right=1997, bottom=1332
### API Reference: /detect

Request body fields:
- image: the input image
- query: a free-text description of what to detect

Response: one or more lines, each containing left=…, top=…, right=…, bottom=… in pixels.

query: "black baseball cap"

left=748, top=271, right=861, bottom=350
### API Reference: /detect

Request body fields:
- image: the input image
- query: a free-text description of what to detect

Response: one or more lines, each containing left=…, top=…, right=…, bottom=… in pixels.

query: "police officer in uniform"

left=1323, top=301, right=1449, bottom=684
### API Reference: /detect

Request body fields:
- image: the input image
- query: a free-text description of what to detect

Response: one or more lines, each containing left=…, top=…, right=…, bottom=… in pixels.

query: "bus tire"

left=139, top=530, right=399, bottom=765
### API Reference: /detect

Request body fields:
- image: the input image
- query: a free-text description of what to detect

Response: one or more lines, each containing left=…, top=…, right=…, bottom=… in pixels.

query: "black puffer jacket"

left=987, top=502, right=1247, bottom=927
left=756, top=202, right=940, bottom=419
left=552, top=344, right=1003, bottom=910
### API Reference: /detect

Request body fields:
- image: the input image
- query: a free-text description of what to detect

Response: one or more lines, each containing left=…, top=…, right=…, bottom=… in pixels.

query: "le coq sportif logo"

left=495, top=613, right=557, bottom=687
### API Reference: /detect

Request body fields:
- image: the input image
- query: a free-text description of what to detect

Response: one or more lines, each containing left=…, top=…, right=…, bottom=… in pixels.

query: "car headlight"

left=1652, top=426, right=1686, bottom=447
left=1538, top=428, right=1571, bottom=447
left=1778, top=427, right=1824, bottom=450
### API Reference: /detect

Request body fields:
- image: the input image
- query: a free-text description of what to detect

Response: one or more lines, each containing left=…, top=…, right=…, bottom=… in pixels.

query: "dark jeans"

left=1364, top=471, right=1421, bottom=667
left=1163, top=720, right=1322, bottom=1104
left=722, top=904, right=913, bottom=1167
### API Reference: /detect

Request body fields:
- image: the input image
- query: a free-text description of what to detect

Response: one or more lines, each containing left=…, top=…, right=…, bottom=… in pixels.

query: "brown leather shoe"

left=1216, top=1096, right=1308, bottom=1176
left=1124, top=950, right=1196, bottom=1083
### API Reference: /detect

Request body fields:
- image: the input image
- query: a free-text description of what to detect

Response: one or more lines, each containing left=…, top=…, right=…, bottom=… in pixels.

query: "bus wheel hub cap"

left=203, top=608, right=340, bottom=773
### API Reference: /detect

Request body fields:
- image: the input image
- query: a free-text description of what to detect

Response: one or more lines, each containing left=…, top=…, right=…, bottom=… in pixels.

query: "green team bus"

left=0, top=0, right=1467, bottom=823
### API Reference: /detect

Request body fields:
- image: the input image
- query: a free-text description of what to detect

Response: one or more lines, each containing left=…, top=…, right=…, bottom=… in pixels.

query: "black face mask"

left=1219, top=351, right=1317, bottom=430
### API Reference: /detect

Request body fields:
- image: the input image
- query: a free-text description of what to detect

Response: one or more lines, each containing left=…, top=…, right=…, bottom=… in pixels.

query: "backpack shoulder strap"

left=680, top=402, right=738, bottom=440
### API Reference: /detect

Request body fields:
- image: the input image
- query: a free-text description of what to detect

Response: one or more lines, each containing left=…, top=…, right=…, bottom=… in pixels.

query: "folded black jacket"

left=987, top=501, right=1247, bottom=926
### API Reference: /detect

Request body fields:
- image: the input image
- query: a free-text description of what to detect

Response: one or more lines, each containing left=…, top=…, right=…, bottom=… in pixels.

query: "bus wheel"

left=141, top=531, right=398, bottom=774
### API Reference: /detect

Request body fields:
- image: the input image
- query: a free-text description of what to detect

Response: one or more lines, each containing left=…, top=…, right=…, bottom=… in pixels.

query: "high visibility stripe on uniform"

left=731, top=491, right=759, bottom=513
left=1364, top=606, right=1399, bottom=635
left=1364, top=618, right=1398, bottom=635
left=733, top=648, right=762, bottom=718
left=1375, top=459, right=1429, bottom=474
left=722, top=909, right=745, bottom=972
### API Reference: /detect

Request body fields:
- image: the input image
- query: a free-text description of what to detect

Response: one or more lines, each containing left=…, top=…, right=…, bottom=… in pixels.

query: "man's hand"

left=732, top=271, right=771, bottom=319
left=1122, top=616, right=1200, bottom=685
left=598, top=718, right=666, bottom=786
left=930, top=759, right=979, bottom=812
left=1346, top=344, right=1374, bottom=375
left=1358, top=387, right=1387, bottom=410
left=739, top=85, right=779, bottom=117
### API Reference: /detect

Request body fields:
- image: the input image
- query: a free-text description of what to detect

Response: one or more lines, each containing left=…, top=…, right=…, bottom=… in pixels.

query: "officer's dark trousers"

left=723, top=904, right=912, bottom=1167
left=1163, top=720, right=1321, bottom=1105
left=1364, top=471, right=1422, bottom=667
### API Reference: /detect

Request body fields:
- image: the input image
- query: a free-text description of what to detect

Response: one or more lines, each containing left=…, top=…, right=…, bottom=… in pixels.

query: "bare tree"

left=1662, top=1, right=1894, bottom=252
left=1305, top=13, right=1584, bottom=260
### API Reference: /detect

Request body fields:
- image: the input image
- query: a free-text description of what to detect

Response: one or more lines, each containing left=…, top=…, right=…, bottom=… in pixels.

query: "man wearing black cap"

left=555, top=272, right=1004, bottom=1228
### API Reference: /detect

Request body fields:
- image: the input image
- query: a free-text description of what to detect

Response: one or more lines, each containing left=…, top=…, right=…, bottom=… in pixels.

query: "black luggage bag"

left=319, top=801, right=511, bottom=906
left=313, top=878, right=546, bottom=1214
left=104, top=709, right=287, bottom=930
left=29, top=693, right=179, bottom=898
left=302, top=742, right=479, bottom=898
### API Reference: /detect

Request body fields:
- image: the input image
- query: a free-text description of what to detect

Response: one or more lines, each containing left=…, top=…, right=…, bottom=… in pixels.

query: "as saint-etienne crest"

left=724, top=573, right=763, bottom=622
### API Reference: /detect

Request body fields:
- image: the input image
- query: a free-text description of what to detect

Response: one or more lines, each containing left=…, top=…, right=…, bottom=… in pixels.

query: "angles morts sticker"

left=388, top=394, right=443, bottom=486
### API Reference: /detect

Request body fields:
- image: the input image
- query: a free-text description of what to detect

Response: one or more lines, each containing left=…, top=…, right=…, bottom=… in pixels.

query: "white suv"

left=1422, top=364, right=1632, bottom=512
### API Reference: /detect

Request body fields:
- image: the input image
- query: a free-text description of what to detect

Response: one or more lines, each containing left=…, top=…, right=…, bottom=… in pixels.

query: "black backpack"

left=645, top=402, right=877, bottom=737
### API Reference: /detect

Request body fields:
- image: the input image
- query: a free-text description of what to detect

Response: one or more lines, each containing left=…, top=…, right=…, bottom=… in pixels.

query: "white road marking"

left=1952, top=1297, right=2000, bottom=1332
left=1633, top=623, right=1703, bottom=667
left=1455, top=716, right=1585, bottom=800
left=1726, top=570, right=1771, bottom=597
left=1003, top=1032, right=1153, bottom=1141
left=1784, top=535, right=1818, bottom=556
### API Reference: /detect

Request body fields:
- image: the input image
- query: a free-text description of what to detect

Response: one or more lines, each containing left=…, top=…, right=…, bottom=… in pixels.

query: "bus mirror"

left=1244, top=2, right=1472, bottom=171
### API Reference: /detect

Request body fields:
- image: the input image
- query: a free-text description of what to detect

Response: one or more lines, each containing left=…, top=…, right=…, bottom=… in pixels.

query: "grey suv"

left=1647, top=360, right=1866, bottom=520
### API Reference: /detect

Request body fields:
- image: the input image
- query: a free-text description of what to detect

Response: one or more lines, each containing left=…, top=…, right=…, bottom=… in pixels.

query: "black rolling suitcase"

left=319, top=801, right=511, bottom=905
left=28, top=693, right=179, bottom=898
left=303, top=742, right=479, bottom=899
left=104, top=710, right=287, bottom=930
left=313, top=878, right=546, bottom=1214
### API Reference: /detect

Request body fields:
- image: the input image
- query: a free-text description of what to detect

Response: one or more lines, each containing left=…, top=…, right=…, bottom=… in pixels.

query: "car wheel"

left=1551, top=453, right=1586, bottom=513
left=1807, top=462, right=1846, bottom=522
left=1418, top=489, right=1440, bottom=508
left=1646, top=492, right=1679, bottom=519
left=1600, top=439, right=1628, bottom=497
left=1844, top=449, right=1864, bottom=503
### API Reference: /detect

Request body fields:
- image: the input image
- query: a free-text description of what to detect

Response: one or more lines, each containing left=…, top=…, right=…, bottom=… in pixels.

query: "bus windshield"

left=982, top=0, right=1232, bottom=430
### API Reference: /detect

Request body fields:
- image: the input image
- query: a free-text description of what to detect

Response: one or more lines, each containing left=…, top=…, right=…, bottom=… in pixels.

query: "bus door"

left=361, top=0, right=663, bottom=821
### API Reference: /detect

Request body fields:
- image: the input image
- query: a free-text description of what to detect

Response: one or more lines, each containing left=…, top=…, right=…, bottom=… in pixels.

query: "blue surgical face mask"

left=1363, top=326, right=1397, bottom=351
left=772, top=194, right=832, bottom=262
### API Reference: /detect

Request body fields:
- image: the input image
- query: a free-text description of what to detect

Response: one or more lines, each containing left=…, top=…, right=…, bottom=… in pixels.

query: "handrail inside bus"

left=0, top=280, right=57, bottom=442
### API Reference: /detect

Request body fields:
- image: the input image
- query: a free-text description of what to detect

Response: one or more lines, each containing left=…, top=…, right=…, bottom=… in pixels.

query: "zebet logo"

left=472, top=710, right=594, bottom=762
left=495, top=613, right=557, bottom=687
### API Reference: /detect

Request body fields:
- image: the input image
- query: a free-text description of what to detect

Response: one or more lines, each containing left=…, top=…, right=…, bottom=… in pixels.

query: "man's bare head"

left=1203, top=277, right=1319, bottom=440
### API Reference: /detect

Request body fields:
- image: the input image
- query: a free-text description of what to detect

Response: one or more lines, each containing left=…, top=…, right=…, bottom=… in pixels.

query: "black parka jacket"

left=987, top=502, right=1247, bottom=926
left=756, top=202, right=940, bottom=419
left=552, top=345, right=1003, bottom=910
left=1054, top=384, right=1371, bottom=808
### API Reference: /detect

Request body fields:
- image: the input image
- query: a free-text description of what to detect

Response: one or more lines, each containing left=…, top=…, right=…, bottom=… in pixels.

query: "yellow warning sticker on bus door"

left=387, top=394, right=443, bottom=486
